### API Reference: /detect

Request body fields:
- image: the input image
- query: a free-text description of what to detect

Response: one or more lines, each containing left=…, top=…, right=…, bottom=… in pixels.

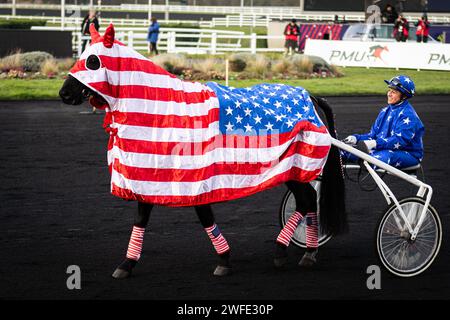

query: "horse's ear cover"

left=103, top=24, right=115, bottom=48
left=89, top=24, right=101, bottom=43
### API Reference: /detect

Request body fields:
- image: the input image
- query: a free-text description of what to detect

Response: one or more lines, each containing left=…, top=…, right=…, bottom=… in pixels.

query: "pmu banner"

left=304, top=39, right=450, bottom=71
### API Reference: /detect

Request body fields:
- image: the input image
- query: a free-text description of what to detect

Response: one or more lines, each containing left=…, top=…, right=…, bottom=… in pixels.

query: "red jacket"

left=284, top=23, right=300, bottom=41
left=394, top=18, right=409, bottom=37
left=416, top=20, right=430, bottom=37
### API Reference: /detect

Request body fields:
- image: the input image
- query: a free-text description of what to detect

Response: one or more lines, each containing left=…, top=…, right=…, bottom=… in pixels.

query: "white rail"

left=2, top=4, right=450, bottom=24
left=31, top=26, right=281, bottom=56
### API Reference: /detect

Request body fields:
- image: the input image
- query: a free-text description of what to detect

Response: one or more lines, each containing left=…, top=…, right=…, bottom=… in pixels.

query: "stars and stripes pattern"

left=305, top=212, right=319, bottom=249
left=205, top=224, right=230, bottom=255
left=206, top=82, right=325, bottom=136
left=69, top=26, right=331, bottom=207
left=276, top=211, right=304, bottom=247
left=126, top=226, right=145, bottom=261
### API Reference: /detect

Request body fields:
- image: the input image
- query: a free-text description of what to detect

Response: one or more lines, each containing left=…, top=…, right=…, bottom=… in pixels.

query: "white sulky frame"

left=331, top=138, right=432, bottom=241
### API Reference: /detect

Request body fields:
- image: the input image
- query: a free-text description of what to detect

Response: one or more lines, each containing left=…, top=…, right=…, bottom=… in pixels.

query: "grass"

left=0, top=67, right=449, bottom=100
left=222, top=67, right=450, bottom=96
left=0, top=79, right=64, bottom=100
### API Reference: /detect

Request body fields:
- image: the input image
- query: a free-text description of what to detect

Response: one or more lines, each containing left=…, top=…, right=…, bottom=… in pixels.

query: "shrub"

left=0, top=50, right=22, bottom=72
left=271, top=58, right=293, bottom=75
left=245, top=54, right=271, bottom=78
left=151, top=53, right=189, bottom=75
left=192, top=58, right=223, bottom=74
left=289, top=55, right=314, bottom=74
left=41, top=59, right=59, bottom=78
left=0, top=18, right=47, bottom=29
left=56, top=58, right=75, bottom=72
left=228, top=53, right=253, bottom=72
left=20, top=51, right=54, bottom=72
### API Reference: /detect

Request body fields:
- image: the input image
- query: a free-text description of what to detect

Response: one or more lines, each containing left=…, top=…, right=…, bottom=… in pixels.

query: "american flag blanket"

left=69, top=24, right=332, bottom=207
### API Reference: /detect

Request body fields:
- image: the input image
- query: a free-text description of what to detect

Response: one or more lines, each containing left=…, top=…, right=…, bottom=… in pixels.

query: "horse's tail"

left=312, top=96, right=348, bottom=235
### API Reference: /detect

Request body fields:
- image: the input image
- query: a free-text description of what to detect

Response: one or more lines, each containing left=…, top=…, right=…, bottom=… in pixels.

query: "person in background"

left=147, top=17, right=160, bottom=56
left=342, top=75, right=424, bottom=170
left=283, top=18, right=300, bottom=56
left=80, top=8, right=100, bottom=113
left=81, top=9, right=100, bottom=53
left=382, top=4, right=399, bottom=24
left=415, top=15, right=430, bottom=43
left=394, top=14, right=409, bottom=42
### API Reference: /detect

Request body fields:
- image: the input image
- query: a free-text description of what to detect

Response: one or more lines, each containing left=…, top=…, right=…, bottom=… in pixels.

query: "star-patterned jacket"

left=354, top=99, right=424, bottom=161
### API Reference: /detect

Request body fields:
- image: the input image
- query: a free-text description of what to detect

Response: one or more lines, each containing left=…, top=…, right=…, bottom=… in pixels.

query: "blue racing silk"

left=354, top=99, right=424, bottom=162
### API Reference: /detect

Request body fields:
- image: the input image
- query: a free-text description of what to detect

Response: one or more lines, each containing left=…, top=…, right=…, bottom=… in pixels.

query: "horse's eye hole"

left=86, top=55, right=101, bottom=70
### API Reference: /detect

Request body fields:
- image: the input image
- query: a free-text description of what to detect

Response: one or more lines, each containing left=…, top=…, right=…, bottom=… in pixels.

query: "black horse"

left=59, top=24, right=345, bottom=278
left=60, top=73, right=346, bottom=278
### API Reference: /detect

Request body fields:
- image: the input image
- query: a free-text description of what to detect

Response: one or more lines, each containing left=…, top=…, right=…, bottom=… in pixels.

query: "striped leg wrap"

left=126, top=226, right=145, bottom=261
left=306, top=212, right=319, bottom=249
left=276, top=211, right=304, bottom=247
left=205, top=224, right=230, bottom=255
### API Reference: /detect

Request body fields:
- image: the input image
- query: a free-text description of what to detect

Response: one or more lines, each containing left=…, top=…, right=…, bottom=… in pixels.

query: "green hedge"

left=0, top=19, right=47, bottom=29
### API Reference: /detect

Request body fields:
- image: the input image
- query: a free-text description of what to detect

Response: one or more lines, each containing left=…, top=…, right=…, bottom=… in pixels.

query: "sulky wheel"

left=376, top=197, right=442, bottom=277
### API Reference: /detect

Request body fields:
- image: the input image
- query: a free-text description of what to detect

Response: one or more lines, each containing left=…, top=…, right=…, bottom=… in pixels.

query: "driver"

left=342, top=75, right=424, bottom=169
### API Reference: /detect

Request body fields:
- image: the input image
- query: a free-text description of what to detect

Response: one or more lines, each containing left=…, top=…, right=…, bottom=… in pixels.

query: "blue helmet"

left=384, top=75, right=415, bottom=98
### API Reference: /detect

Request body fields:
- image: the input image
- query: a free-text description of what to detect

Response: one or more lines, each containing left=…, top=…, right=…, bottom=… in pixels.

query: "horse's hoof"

left=274, top=256, right=288, bottom=268
left=298, top=250, right=318, bottom=268
left=274, top=243, right=288, bottom=268
left=213, top=265, right=232, bottom=276
left=112, top=268, right=131, bottom=279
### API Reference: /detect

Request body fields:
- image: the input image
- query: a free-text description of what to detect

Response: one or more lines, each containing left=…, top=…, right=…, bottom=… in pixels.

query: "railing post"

left=167, top=31, right=176, bottom=53
left=77, top=33, right=82, bottom=57
left=211, top=32, right=217, bottom=54
left=225, top=59, right=229, bottom=87
left=128, top=30, right=134, bottom=48
left=61, top=0, right=65, bottom=31
left=250, top=32, right=257, bottom=54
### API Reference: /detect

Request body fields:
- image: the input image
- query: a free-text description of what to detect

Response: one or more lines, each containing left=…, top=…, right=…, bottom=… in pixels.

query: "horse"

left=59, top=24, right=346, bottom=279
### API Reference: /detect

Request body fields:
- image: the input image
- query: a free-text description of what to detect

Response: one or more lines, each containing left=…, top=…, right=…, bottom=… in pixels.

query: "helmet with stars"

left=384, top=75, right=415, bottom=99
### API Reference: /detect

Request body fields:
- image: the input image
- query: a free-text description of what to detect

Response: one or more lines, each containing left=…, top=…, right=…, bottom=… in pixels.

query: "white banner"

left=304, top=39, right=450, bottom=71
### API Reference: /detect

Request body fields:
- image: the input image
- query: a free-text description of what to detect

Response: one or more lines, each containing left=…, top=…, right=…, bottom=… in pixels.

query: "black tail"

left=312, top=96, right=347, bottom=235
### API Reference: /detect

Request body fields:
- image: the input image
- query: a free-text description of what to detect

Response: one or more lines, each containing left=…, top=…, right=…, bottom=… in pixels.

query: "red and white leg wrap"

left=205, top=224, right=230, bottom=255
left=276, top=211, right=304, bottom=247
left=306, top=212, right=319, bottom=249
left=126, top=226, right=145, bottom=261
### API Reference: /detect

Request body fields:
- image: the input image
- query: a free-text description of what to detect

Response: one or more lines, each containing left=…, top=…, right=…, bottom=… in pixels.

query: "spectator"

left=80, top=8, right=100, bottom=114
left=382, top=4, right=398, bottom=24
left=394, top=15, right=409, bottom=42
left=283, top=19, right=300, bottom=56
left=323, top=24, right=332, bottom=40
left=334, top=15, right=340, bottom=24
left=147, top=17, right=160, bottom=56
left=415, top=15, right=430, bottom=43
left=81, top=9, right=100, bottom=53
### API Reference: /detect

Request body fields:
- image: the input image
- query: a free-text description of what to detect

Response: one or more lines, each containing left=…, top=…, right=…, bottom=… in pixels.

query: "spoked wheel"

left=279, top=180, right=332, bottom=248
left=376, top=197, right=442, bottom=277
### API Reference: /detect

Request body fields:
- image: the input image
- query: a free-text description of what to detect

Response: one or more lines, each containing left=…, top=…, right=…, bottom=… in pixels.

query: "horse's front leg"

left=195, top=205, right=232, bottom=276
left=112, top=202, right=153, bottom=279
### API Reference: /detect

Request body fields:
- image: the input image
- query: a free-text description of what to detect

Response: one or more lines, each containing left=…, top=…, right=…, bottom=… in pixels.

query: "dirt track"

left=0, top=95, right=449, bottom=300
